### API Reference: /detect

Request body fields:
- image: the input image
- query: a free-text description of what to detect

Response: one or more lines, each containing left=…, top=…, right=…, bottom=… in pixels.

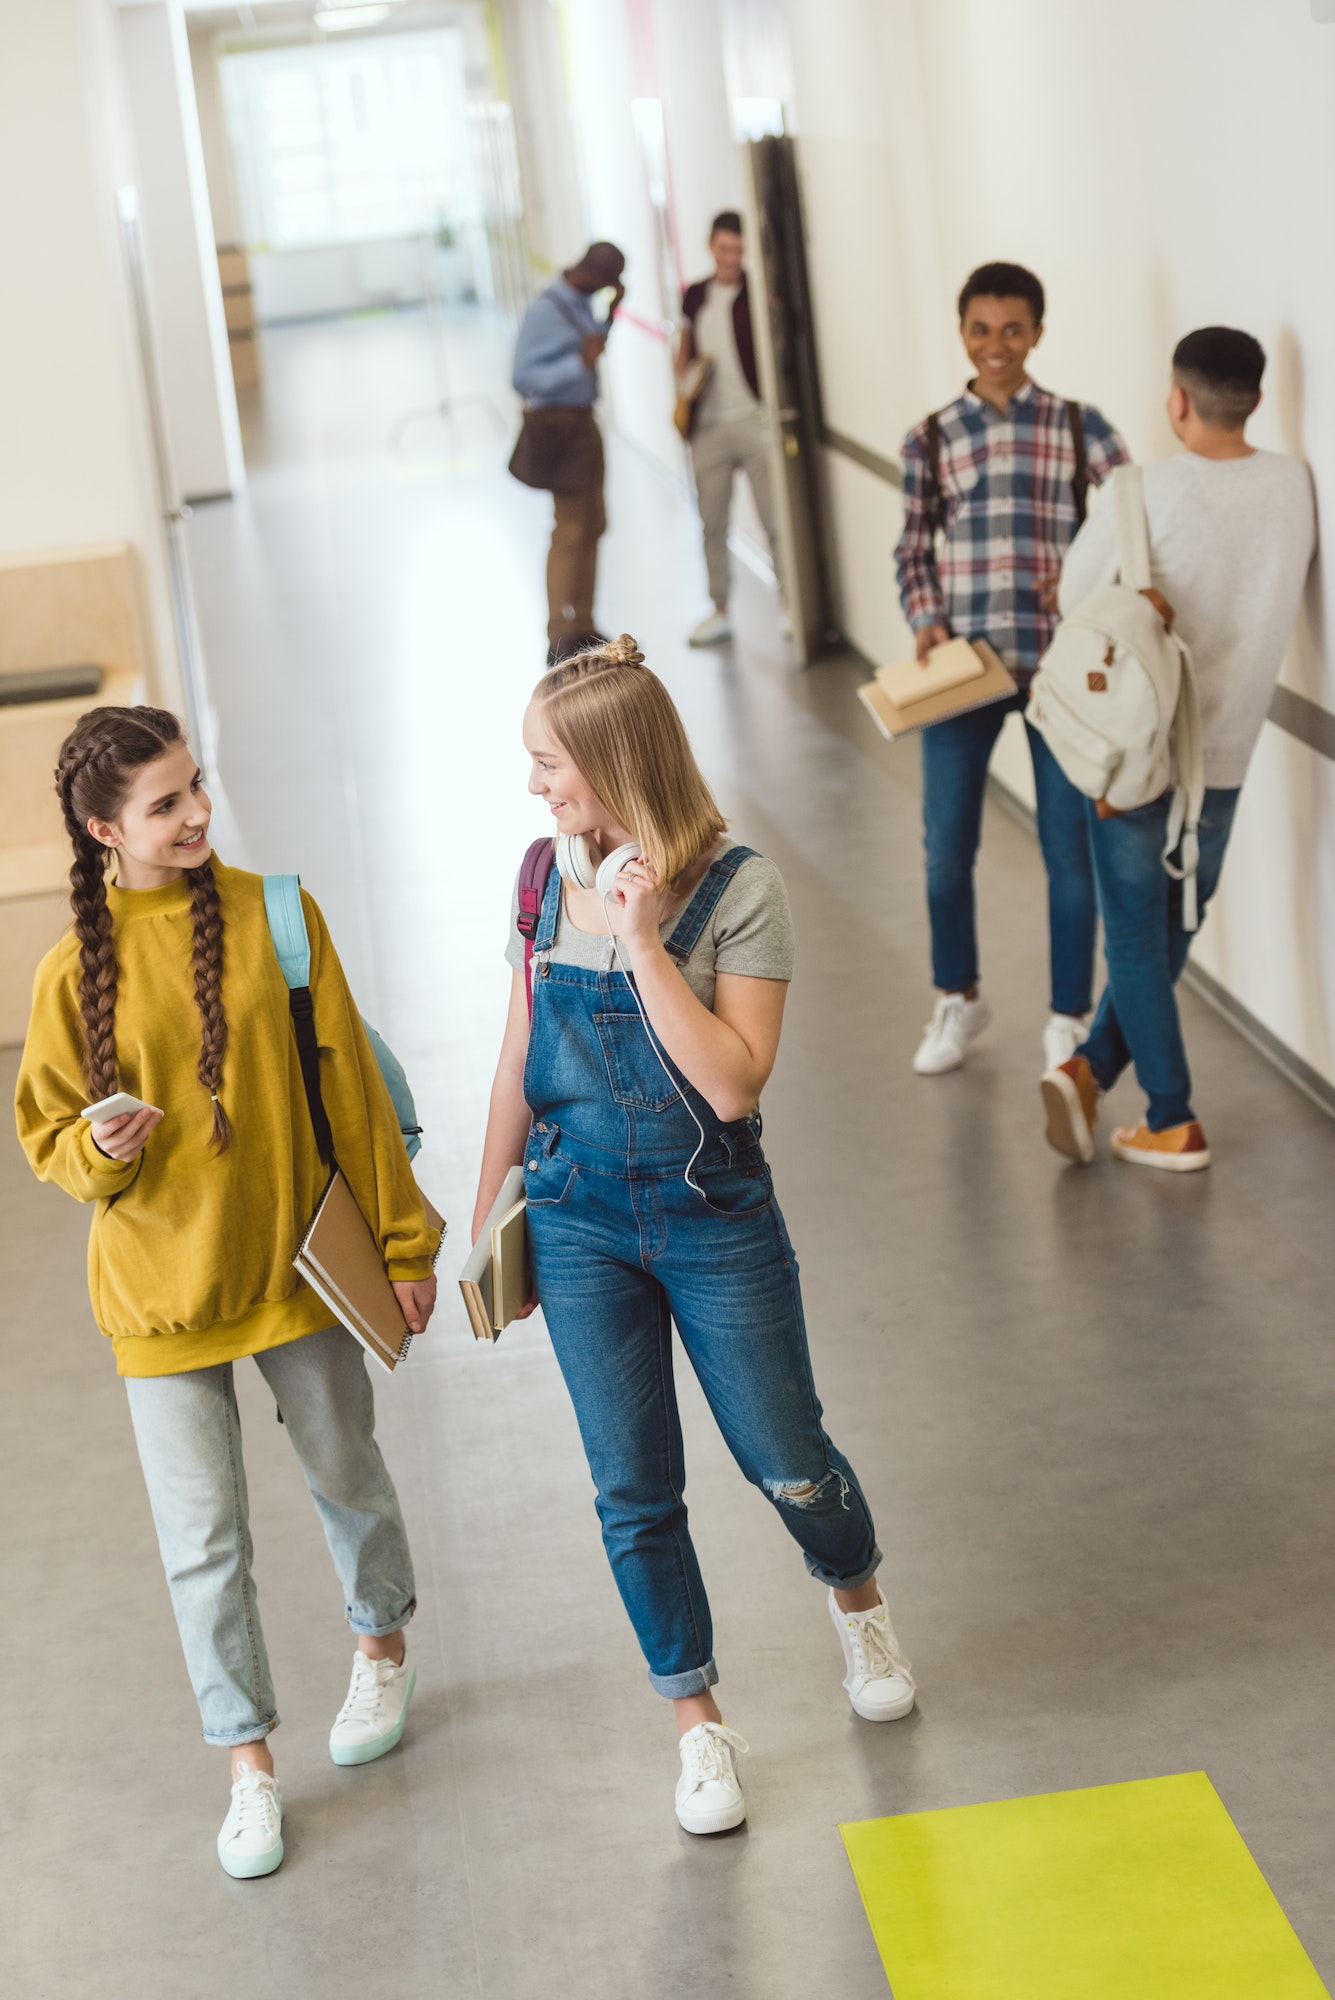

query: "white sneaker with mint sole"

left=1042, top=1011, right=1089, bottom=1073
left=329, top=1649, right=416, bottom=1767
left=829, top=1587, right=917, bottom=1721
left=217, top=1763, right=284, bottom=1879
left=912, top=993, right=992, bottom=1075
left=675, top=1722, right=749, bottom=1834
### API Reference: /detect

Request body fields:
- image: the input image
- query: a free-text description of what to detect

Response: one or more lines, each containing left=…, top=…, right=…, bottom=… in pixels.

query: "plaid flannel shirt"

left=895, top=379, right=1130, bottom=678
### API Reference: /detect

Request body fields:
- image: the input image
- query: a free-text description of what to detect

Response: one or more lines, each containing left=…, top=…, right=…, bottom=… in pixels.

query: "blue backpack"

left=263, top=875, right=422, bottom=1162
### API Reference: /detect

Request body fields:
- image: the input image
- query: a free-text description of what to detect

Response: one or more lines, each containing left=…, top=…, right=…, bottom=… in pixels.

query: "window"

left=222, top=30, right=475, bottom=249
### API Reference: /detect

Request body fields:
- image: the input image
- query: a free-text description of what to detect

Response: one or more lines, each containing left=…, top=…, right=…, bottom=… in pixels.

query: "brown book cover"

left=859, top=639, right=1018, bottom=739
left=294, top=1169, right=445, bottom=1374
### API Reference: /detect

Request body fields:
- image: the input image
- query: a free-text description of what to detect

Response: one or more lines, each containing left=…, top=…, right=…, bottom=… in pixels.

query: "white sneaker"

left=828, top=1587, right=917, bottom=1722
left=217, top=1763, right=284, bottom=1879
left=675, top=1722, right=749, bottom=1834
left=329, top=1647, right=416, bottom=1767
left=1042, top=1012, right=1089, bottom=1072
left=912, top=992, right=992, bottom=1075
left=688, top=610, right=732, bottom=647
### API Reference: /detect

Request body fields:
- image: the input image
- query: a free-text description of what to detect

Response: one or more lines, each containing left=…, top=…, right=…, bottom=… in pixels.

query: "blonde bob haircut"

left=536, top=635, right=727, bottom=890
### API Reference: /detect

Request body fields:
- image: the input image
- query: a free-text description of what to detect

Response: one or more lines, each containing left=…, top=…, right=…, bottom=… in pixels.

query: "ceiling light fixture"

left=314, top=4, right=393, bottom=29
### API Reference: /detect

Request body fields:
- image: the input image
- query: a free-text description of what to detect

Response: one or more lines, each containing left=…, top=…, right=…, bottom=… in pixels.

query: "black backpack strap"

left=1066, top=399, right=1089, bottom=526
left=288, top=986, right=334, bottom=1164
left=925, top=410, right=945, bottom=533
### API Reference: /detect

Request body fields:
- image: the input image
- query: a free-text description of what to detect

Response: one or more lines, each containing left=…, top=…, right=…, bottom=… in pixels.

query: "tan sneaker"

left=1111, top=1121, right=1211, bottom=1172
left=1040, top=1055, right=1100, bottom=1164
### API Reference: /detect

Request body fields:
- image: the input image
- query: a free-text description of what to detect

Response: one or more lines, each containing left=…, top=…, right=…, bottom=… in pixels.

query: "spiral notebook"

left=295, top=1169, right=446, bottom=1375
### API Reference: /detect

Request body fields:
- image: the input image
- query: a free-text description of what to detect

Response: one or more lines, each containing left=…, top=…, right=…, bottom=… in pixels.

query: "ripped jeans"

left=527, top=1127, right=882, bottom=1696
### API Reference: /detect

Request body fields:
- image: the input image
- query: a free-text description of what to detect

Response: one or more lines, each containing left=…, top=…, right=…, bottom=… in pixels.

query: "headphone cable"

left=601, top=887, right=708, bottom=1199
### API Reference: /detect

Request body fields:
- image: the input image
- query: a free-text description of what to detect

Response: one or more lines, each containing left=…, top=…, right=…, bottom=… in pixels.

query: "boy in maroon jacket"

left=679, top=212, right=783, bottom=646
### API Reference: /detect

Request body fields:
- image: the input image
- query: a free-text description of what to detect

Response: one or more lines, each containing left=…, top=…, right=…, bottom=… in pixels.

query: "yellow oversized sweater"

left=15, top=861, right=437, bottom=1376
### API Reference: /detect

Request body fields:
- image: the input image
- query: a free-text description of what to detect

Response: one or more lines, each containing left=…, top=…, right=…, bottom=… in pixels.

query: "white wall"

left=496, top=0, right=584, bottom=277
left=780, top=0, right=1335, bottom=1087
left=187, top=23, right=241, bottom=245
left=651, top=0, right=745, bottom=278
left=246, top=239, right=479, bottom=322
left=119, top=1, right=244, bottom=501
left=0, top=0, right=181, bottom=707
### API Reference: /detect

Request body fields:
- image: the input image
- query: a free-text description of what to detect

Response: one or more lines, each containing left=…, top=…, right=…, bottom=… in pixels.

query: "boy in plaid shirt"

left=894, top=262, right=1129, bottom=1078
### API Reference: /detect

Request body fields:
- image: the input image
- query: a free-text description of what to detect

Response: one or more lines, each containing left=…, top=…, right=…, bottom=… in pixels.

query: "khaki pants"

left=547, top=483, right=607, bottom=644
left=690, top=410, right=779, bottom=606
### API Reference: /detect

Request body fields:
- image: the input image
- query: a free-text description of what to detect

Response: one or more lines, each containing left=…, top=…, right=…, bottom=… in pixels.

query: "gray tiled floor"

left=4, top=309, right=1332, bottom=1998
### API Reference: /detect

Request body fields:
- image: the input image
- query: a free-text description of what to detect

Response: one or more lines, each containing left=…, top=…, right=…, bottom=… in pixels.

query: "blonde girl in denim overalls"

left=473, top=637, right=918, bottom=1834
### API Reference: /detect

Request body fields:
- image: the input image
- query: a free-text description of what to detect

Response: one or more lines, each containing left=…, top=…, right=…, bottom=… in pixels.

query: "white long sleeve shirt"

left=1058, top=449, right=1316, bottom=787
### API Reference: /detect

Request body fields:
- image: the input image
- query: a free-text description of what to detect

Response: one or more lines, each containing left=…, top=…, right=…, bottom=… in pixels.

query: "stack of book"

left=459, top=1165, right=530, bottom=1343
left=858, top=637, right=1016, bottom=739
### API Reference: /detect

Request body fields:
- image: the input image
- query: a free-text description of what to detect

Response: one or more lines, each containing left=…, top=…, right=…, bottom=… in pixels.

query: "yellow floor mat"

left=840, top=1770, right=1328, bottom=1998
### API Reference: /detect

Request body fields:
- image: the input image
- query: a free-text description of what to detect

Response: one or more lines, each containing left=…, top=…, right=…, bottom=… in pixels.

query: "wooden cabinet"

left=217, top=242, right=261, bottom=393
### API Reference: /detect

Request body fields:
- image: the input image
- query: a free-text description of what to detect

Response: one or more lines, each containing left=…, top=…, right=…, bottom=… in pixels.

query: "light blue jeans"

left=125, top=1326, right=416, bottom=1746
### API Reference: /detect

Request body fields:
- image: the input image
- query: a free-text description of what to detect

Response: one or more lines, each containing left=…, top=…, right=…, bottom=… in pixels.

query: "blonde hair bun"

left=606, top=633, right=645, bottom=666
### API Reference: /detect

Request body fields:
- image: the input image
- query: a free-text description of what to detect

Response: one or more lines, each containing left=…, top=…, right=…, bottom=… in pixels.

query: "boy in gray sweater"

left=1042, top=327, right=1315, bottom=1172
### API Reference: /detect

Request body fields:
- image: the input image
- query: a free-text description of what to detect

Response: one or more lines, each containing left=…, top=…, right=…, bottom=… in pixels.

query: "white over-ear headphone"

left=554, top=832, right=643, bottom=895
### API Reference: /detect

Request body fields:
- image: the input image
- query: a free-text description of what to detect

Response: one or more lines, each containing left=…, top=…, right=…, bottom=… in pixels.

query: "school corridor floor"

left=3, top=308, right=1333, bottom=1999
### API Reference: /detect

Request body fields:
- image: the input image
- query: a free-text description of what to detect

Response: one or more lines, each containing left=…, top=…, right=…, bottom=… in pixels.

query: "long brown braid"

left=186, top=859, right=231, bottom=1148
left=55, top=706, right=232, bottom=1151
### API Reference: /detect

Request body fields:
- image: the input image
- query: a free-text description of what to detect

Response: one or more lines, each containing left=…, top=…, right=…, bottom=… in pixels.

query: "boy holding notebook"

left=895, top=262, right=1129, bottom=1077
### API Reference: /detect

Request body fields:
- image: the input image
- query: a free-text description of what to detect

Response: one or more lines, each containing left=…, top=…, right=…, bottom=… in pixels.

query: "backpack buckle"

left=516, top=909, right=539, bottom=940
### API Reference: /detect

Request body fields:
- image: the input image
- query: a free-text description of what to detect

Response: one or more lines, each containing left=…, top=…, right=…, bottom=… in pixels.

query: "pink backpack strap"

left=517, top=837, right=556, bottom=1019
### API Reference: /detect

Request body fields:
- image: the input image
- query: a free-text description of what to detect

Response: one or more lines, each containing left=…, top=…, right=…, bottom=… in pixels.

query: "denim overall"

left=523, top=845, right=881, bottom=1696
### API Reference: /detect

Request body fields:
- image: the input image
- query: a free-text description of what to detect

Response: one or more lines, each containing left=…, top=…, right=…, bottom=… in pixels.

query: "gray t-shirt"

left=505, top=847, right=795, bottom=1010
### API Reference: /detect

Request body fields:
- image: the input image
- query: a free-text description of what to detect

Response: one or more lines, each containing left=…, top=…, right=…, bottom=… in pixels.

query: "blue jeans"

left=528, top=1131, right=880, bottom=1695
left=1079, top=787, right=1240, bottom=1129
left=921, top=692, right=1097, bottom=1013
left=524, top=846, right=881, bottom=1697
left=125, top=1326, right=416, bottom=1745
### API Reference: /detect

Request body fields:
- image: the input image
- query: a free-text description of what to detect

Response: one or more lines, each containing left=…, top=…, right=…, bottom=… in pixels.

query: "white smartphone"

left=80, top=1091, right=161, bottom=1123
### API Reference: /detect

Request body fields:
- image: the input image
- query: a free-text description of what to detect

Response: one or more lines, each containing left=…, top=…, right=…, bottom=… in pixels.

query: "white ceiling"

left=181, top=0, right=473, bottom=35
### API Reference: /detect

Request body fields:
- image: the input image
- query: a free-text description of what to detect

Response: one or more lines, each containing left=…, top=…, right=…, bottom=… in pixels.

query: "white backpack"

left=1026, top=464, right=1206, bottom=928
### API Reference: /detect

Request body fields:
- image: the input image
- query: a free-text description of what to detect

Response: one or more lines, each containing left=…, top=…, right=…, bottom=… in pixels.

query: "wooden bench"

left=0, top=544, right=147, bottom=1044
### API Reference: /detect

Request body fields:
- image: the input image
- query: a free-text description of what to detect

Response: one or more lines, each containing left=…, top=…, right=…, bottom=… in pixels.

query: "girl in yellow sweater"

left=16, top=705, right=438, bottom=1880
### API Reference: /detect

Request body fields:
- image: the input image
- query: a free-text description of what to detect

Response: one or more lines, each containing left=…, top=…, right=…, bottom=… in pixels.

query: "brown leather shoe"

left=1040, top=1055, right=1099, bottom=1164
left=1111, top=1120, right=1211, bottom=1172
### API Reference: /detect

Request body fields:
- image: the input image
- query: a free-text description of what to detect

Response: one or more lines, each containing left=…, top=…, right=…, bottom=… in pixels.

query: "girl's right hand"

left=90, top=1105, right=163, bottom=1160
